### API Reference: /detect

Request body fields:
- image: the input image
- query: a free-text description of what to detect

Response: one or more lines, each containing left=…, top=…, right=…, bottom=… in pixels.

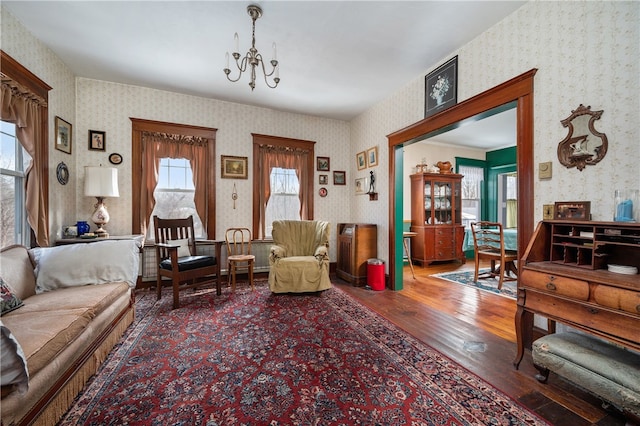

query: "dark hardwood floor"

left=334, top=261, right=629, bottom=426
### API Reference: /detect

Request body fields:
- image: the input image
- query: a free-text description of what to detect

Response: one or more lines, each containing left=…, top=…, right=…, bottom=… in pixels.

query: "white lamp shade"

left=84, top=166, right=120, bottom=197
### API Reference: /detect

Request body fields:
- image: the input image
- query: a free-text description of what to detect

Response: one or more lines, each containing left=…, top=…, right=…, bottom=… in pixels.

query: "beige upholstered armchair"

left=268, top=220, right=331, bottom=293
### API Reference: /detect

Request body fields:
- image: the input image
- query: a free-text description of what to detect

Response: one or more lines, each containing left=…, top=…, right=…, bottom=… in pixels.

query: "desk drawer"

left=521, top=269, right=589, bottom=300
left=524, top=291, right=639, bottom=345
left=593, top=285, right=640, bottom=315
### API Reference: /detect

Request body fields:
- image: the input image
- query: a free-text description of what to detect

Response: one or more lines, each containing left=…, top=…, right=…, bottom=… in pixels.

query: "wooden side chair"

left=154, top=215, right=222, bottom=309
left=470, top=221, right=518, bottom=290
left=225, top=228, right=255, bottom=291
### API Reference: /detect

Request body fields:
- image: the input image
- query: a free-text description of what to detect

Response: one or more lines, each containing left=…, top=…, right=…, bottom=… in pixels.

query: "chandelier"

left=224, top=4, right=280, bottom=91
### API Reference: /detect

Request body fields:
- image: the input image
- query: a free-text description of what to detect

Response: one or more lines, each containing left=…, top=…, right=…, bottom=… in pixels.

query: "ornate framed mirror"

left=557, top=104, right=607, bottom=171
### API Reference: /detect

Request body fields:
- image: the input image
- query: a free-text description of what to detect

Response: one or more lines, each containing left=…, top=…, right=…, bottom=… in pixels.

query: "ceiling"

left=3, top=1, right=525, bottom=123
left=424, top=107, right=517, bottom=149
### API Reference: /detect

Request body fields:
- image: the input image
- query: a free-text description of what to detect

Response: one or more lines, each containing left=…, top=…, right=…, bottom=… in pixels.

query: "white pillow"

left=30, top=239, right=140, bottom=292
left=0, top=319, right=29, bottom=394
left=167, top=238, right=191, bottom=257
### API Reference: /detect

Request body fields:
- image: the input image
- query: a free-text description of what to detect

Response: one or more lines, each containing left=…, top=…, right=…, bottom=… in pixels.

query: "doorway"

left=387, top=69, right=537, bottom=291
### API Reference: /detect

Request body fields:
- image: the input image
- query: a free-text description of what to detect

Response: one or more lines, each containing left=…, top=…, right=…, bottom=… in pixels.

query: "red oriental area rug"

left=59, top=281, right=548, bottom=425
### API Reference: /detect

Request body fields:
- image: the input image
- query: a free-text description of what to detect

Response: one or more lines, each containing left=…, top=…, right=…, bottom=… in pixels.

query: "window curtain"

left=506, top=174, right=517, bottom=228
left=1, top=78, right=49, bottom=246
left=257, top=144, right=309, bottom=239
left=140, top=132, right=209, bottom=237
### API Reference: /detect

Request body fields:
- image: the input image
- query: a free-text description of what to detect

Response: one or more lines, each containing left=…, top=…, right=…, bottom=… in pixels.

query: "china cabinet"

left=410, top=173, right=465, bottom=265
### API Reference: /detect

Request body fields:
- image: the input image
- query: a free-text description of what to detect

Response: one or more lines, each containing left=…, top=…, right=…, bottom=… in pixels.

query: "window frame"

left=252, top=133, right=315, bottom=240
left=1, top=121, right=30, bottom=246
left=131, top=118, right=217, bottom=240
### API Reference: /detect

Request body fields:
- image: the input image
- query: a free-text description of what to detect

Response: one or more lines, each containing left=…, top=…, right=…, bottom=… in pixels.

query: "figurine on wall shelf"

left=368, top=170, right=375, bottom=194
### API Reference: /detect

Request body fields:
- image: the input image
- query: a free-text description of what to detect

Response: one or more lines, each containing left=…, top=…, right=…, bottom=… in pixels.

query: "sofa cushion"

left=1, top=279, right=24, bottom=315
left=1, top=282, right=130, bottom=378
left=0, top=319, right=29, bottom=395
left=30, top=239, right=140, bottom=292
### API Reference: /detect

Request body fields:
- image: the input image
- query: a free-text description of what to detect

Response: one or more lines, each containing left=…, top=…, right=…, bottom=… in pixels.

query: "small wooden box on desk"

left=336, top=223, right=377, bottom=286
left=514, top=220, right=640, bottom=368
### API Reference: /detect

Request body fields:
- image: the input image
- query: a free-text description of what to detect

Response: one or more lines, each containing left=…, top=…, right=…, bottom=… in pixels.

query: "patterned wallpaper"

left=74, top=79, right=351, bottom=260
left=1, top=6, right=77, bottom=242
left=2, top=2, right=639, bottom=268
left=350, top=0, right=639, bottom=269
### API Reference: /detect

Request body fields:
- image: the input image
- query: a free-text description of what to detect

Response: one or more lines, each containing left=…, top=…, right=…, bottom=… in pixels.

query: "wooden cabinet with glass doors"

left=410, top=173, right=465, bottom=265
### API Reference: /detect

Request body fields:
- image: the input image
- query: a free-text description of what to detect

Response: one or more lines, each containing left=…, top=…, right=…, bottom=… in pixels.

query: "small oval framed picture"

left=109, top=152, right=123, bottom=165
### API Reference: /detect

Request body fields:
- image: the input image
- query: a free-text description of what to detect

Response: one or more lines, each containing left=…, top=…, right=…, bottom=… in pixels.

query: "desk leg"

left=513, top=288, right=533, bottom=369
left=403, top=238, right=416, bottom=279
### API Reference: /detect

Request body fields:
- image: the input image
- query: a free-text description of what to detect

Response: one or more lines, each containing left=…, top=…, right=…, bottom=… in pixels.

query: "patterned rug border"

left=59, top=280, right=546, bottom=425
left=432, top=269, right=518, bottom=299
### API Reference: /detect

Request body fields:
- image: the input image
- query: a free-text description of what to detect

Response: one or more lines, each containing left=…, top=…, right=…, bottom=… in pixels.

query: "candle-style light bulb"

left=272, top=42, right=277, bottom=60
left=225, top=52, right=229, bottom=68
left=234, top=33, right=239, bottom=53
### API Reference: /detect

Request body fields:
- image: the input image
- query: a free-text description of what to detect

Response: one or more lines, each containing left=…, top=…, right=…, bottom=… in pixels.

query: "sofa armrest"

left=314, top=245, right=328, bottom=262
left=269, top=245, right=286, bottom=263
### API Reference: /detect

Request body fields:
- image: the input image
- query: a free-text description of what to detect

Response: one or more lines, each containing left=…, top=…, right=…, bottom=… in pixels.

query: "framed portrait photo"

left=366, top=146, right=378, bottom=168
left=356, top=151, right=366, bottom=171
left=317, top=156, right=330, bottom=172
left=221, top=155, right=248, bottom=179
left=333, top=170, right=346, bottom=185
left=319, top=174, right=328, bottom=185
left=355, top=177, right=369, bottom=195
left=88, top=130, right=106, bottom=151
left=54, top=116, right=72, bottom=154
left=425, top=56, right=458, bottom=118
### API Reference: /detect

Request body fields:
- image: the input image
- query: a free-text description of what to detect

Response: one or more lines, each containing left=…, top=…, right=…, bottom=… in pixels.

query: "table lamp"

left=84, top=166, right=119, bottom=237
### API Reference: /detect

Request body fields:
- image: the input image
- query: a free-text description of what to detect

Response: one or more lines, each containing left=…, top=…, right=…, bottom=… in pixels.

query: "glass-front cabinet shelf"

left=410, top=173, right=464, bottom=266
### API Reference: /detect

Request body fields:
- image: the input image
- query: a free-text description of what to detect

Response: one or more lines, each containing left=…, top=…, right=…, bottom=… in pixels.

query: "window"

left=148, top=158, right=204, bottom=239
left=252, top=134, right=315, bottom=239
left=498, top=172, right=518, bottom=228
left=264, top=167, right=301, bottom=237
left=1, top=51, right=51, bottom=247
left=459, top=164, right=484, bottom=229
left=130, top=118, right=217, bottom=240
left=0, top=121, right=31, bottom=247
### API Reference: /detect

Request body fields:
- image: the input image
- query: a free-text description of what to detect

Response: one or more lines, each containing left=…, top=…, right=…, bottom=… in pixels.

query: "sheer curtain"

left=140, top=132, right=209, bottom=237
left=1, top=77, right=49, bottom=246
left=257, top=144, right=310, bottom=239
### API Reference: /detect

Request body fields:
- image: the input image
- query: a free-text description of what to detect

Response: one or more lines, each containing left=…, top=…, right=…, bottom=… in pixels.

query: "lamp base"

left=95, top=227, right=109, bottom=238
left=91, top=197, right=111, bottom=238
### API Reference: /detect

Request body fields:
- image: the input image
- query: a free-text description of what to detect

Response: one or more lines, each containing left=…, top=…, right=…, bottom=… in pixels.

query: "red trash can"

left=367, top=258, right=385, bottom=291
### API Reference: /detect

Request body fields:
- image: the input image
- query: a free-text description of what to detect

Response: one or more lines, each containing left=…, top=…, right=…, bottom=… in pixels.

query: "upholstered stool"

left=532, top=332, right=640, bottom=423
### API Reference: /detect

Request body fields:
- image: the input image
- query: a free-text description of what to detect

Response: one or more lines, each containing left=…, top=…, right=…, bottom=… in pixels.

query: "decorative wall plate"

left=319, top=187, right=328, bottom=197
left=56, top=162, right=69, bottom=185
left=109, top=152, right=123, bottom=165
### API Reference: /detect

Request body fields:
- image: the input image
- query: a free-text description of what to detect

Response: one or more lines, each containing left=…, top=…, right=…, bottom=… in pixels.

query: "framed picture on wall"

left=221, top=155, right=248, bottom=179
left=355, top=177, right=368, bottom=195
left=333, top=171, right=346, bottom=185
left=317, top=156, right=330, bottom=171
left=88, top=130, right=106, bottom=151
left=356, top=151, right=366, bottom=170
left=366, top=146, right=378, bottom=168
left=54, top=116, right=72, bottom=154
left=319, top=174, right=328, bottom=185
left=425, top=56, right=458, bottom=118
